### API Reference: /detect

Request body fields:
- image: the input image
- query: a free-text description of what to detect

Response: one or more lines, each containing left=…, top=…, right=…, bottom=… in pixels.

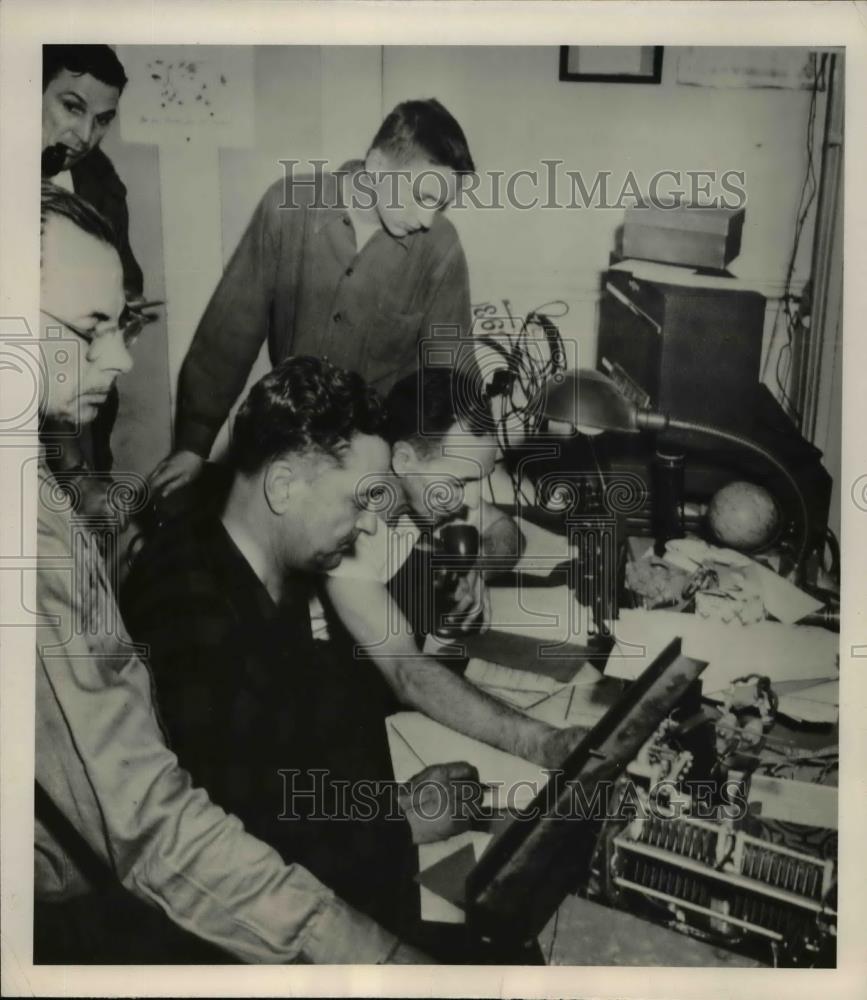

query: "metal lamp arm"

left=634, top=410, right=810, bottom=577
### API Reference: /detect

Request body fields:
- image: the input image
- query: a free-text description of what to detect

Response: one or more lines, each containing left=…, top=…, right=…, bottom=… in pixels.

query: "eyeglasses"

left=40, top=301, right=162, bottom=358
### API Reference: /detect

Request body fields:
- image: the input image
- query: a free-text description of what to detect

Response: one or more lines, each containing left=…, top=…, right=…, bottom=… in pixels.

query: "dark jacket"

left=71, top=146, right=143, bottom=298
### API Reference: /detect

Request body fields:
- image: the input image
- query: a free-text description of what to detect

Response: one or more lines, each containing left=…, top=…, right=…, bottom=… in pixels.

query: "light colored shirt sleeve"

left=175, top=181, right=284, bottom=457
left=35, top=471, right=398, bottom=964
left=329, top=524, right=389, bottom=584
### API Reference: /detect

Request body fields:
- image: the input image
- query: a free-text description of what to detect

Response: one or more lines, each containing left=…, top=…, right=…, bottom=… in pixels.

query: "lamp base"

left=651, top=450, right=686, bottom=557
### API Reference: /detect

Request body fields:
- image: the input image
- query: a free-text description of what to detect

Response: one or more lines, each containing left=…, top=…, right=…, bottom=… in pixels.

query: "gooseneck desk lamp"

left=533, top=369, right=811, bottom=582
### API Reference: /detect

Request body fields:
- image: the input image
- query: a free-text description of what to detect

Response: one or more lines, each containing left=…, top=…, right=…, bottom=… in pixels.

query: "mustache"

left=80, top=384, right=117, bottom=398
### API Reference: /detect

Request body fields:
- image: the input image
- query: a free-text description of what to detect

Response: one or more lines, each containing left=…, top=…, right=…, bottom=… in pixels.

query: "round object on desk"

left=707, top=481, right=780, bottom=552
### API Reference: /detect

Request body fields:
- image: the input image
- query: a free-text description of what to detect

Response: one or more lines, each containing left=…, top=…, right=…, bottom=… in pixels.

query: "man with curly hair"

left=121, top=356, right=484, bottom=952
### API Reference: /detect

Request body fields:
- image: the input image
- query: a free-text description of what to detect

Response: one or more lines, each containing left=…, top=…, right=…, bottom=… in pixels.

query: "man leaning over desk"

left=122, top=358, right=584, bottom=947
left=318, top=365, right=587, bottom=769
left=151, top=97, right=477, bottom=496
left=35, top=182, right=428, bottom=964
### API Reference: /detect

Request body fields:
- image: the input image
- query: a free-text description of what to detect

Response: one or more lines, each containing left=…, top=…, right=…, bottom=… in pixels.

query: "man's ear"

left=263, top=458, right=295, bottom=514
left=366, top=147, right=386, bottom=175
left=391, top=440, right=418, bottom=475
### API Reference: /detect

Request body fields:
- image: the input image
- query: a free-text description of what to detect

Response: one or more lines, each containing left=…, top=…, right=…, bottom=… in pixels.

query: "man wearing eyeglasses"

left=39, top=224, right=134, bottom=426
left=34, top=181, right=428, bottom=964
left=41, top=43, right=143, bottom=475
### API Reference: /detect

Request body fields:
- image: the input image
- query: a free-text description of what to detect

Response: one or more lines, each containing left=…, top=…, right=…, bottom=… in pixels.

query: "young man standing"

left=34, top=182, right=426, bottom=964
left=150, top=98, right=477, bottom=496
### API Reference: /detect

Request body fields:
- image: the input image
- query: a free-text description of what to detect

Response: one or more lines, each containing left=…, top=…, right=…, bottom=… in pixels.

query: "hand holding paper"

left=399, top=761, right=484, bottom=845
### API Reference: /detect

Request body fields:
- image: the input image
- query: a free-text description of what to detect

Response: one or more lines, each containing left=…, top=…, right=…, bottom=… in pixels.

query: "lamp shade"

left=530, top=368, right=811, bottom=578
left=536, top=369, right=640, bottom=433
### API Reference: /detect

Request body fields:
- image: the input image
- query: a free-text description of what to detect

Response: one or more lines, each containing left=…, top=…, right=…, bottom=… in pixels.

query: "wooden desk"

left=423, top=559, right=835, bottom=967
left=538, top=895, right=761, bottom=967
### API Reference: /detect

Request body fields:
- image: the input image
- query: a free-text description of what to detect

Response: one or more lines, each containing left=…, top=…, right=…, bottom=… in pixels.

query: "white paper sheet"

left=385, top=712, right=548, bottom=812
left=386, top=713, right=543, bottom=924
left=118, top=45, right=255, bottom=147
left=464, top=658, right=606, bottom=728
left=777, top=680, right=839, bottom=724
left=746, top=561, right=824, bottom=625
left=523, top=678, right=611, bottom=731
left=488, top=584, right=592, bottom=644
left=748, top=775, right=838, bottom=829
left=515, top=519, right=577, bottom=576
left=605, top=609, right=838, bottom=695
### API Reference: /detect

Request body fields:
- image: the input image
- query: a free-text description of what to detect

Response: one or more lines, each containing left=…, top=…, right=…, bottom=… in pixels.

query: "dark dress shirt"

left=120, top=510, right=417, bottom=933
left=175, top=163, right=473, bottom=457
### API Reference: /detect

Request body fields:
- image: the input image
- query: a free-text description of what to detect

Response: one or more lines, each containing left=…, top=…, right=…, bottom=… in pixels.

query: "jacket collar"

left=313, top=160, right=415, bottom=253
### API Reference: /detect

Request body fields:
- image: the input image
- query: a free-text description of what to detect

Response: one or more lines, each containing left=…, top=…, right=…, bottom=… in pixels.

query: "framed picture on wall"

left=559, top=46, right=663, bottom=83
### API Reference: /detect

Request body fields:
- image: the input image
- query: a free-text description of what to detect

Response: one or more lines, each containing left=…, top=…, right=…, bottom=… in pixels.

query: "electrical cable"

left=775, top=52, right=827, bottom=419
left=478, top=301, right=569, bottom=510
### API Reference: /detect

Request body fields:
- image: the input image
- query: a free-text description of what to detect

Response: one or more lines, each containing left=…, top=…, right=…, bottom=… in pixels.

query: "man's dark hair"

left=369, top=99, right=475, bottom=174
left=383, top=366, right=495, bottom=453
left=40, top=180, right=117, bottom=260
left=230, top=356, right=385, bottom=474
left=42, top=44, right=128, bottom=93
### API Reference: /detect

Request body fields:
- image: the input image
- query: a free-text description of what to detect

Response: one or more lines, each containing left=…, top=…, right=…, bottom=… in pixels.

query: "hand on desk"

left=149, top=449, right=205, bottom=497
left=399, top=761, right=484, bottom=845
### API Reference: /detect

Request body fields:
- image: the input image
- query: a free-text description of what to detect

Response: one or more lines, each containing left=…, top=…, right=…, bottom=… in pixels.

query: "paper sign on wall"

left=117, top=45, right=254, bottom=148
